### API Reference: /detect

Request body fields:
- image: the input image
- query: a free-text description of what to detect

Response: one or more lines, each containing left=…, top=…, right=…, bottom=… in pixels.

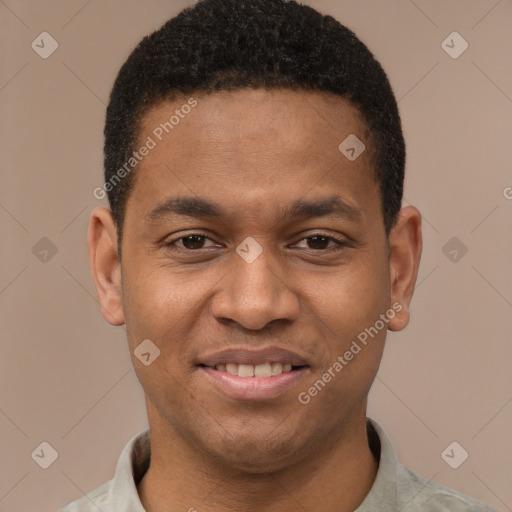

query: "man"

left=61, top=0, right=498, bottom=510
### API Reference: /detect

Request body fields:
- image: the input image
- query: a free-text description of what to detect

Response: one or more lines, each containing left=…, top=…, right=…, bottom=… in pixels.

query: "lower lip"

left=199, top=366, right=309, bottom=401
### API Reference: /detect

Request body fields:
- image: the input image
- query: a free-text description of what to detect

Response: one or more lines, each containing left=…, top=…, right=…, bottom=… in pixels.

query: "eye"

left=293, top=234, right=348, bottom=251
left=166, top=234, right=218, bottom=250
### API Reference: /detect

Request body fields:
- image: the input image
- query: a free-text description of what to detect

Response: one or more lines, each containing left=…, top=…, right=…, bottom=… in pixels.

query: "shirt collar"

left=355, top=418, right=399, bottom=511
left=107, top=417, right=398, bottom=511
left=109, top=428, right=150, bottom=511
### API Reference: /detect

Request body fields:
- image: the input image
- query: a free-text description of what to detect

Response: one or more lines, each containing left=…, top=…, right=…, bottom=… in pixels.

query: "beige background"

left=1, top=0, right=511, bottom=511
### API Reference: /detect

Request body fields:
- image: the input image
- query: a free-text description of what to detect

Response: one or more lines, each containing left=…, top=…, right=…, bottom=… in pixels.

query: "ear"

left=386, top=205, right=422, bottom=332
left=87, top=207, right=125, bottom=326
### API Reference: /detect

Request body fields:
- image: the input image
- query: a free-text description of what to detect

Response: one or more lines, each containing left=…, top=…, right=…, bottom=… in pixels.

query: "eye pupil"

left=182, top=235, right=205, bottom=249
left=307, top=235, right=329, bottom=250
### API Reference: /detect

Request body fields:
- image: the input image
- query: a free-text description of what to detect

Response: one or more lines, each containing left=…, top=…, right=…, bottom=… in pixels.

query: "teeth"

left=254, top=362, right=271, bottom=378
left=238, top=364, right=254, bottom=377
left=214, top=362, right=297, bottom=377
left=226, top=363, right=238, bottom=375
left=271, top=362, right=283, bottom=376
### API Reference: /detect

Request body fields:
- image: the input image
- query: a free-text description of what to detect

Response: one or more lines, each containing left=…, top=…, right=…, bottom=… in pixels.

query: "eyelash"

left=164, top=233, right=349, bottom=252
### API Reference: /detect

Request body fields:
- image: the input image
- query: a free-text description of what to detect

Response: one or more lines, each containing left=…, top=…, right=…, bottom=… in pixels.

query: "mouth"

left=196, top=347, right=310, bottom=400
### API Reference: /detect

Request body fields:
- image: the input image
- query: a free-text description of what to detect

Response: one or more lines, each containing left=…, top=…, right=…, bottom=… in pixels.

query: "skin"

left=88, top=88, right=422, bottom=512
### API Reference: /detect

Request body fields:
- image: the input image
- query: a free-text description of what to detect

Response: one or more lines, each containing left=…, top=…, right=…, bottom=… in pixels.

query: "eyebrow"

left=144, top=195, right=362, bottom=224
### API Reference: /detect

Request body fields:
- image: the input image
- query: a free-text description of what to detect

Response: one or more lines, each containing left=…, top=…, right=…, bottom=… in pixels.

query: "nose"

left=209, top=248, right=300, bottom=331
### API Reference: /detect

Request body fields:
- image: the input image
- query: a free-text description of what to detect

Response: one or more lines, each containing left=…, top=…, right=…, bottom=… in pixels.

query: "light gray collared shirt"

left=60, top=417, right=499, bottom=511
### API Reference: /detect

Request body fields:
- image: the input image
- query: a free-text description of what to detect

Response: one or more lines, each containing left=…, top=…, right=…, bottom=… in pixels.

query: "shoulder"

left=58, top=479, right=112, bottom=512
left=58, top=428, right=150, bottom=512
left=397, top=463, right=500, bottom=512
left=365, top=418, right=498, bottom=512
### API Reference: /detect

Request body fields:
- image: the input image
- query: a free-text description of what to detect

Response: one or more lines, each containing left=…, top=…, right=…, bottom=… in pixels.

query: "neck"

left=138, top=409, right=378, bottom=512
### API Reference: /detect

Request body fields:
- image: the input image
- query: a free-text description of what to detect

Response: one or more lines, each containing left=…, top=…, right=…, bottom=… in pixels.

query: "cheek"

left=121, top=262, right=209, bottom=382
left=313, top=260, right=388, bottom=332
left=122, top=263, right=192, bottom=332
left=300, top=249, right=390, bottom=376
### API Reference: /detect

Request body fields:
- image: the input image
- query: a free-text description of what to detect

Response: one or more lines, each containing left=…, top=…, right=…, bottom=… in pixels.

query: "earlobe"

left=386, top=205, right=423, bottom=332
left=87, top=207, right=125, bottom=326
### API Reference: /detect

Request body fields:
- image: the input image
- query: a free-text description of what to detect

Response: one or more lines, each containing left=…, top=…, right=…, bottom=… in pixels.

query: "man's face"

left=103, top=89, right=407, bottom=471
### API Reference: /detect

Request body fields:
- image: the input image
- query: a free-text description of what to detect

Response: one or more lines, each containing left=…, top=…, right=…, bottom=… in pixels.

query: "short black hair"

left=104, top=0, right=405, bottom=251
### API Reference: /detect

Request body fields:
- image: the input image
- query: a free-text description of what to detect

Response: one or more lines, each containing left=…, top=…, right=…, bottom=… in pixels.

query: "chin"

left=216, top=446, right=298, bottom=474
left=203, top=425, right=307, bottom=474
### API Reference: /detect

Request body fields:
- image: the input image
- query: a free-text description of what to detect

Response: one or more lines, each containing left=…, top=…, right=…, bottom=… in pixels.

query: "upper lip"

left=198, top=346, right=309, bottom=367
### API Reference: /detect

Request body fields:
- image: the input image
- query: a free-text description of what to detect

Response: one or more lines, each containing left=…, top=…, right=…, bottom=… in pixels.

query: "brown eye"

left=293, top=234, right=347, bottom=251
left=306, top=235, right=330, bottom=250
left=179, top=235, right=207, bottom=249
left=164, top=233, right=217, bottom=251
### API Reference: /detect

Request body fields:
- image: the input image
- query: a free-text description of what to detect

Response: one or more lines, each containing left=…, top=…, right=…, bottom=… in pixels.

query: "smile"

left=199, top=363, right=310, bottom=400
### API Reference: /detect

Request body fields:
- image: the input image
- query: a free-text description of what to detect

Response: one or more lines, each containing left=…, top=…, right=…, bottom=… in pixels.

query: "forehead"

left=126, top=88, right=380, bottom=227
left=140, top=88, right=369, bottom=160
